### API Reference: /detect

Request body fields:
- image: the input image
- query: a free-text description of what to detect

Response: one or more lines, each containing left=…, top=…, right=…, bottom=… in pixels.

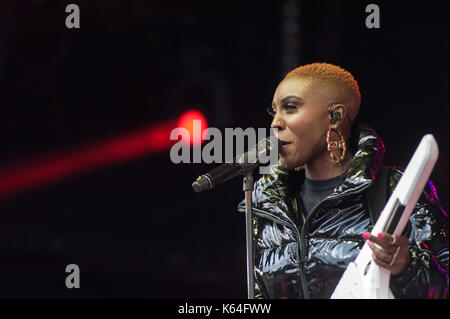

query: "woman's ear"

left=328, top=104, right=346, bottom=127
left=331, top=111, right=342, bottom=123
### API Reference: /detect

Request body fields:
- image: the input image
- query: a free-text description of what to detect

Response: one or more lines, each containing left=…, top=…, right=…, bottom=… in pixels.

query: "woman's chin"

left=280, top=157, right=300, bottom=170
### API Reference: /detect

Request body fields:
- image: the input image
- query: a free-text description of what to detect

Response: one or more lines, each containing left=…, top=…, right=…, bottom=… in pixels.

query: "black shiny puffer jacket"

left=237, top=123, right=448, bottom=299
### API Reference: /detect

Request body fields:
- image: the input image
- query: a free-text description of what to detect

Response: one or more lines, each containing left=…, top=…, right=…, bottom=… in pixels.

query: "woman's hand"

left=362, top=232, right=410, bottom=275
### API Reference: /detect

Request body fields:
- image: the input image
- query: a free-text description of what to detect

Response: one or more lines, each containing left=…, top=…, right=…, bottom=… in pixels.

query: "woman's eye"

left=283, top=104, right=297, bottom=112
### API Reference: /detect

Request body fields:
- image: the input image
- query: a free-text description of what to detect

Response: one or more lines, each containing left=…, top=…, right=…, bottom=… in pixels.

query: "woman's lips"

left=279, top=140, right=292, bottom=150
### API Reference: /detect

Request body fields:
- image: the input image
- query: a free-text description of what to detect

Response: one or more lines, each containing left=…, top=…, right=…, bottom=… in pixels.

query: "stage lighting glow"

left=177, top=110, right=208, bottom=146
left=0, top=120, right=176, bottom=199
left=0, top=110, right=209, bottom=199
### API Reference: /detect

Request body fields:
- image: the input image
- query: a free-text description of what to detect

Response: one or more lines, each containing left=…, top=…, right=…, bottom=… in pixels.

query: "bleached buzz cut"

left=284, top=63, right=361, bottom=121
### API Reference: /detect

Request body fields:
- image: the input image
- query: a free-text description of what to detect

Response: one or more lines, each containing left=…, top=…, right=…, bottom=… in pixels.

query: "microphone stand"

left=242, top=171, right=254, bottom=299
left=192, top=137, right=279, bottom=299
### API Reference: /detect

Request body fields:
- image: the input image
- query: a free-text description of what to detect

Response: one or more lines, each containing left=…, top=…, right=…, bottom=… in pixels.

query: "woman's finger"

left=362, top=232, right=397, bottom=253
left=362, top=232, right=411, bottom=275
left=372, top=251, right=394, bottom=270
left=368, top=241, right=393, bottom=264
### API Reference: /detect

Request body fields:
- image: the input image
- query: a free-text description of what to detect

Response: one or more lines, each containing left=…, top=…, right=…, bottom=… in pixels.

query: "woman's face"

left=271, top=77, right=331, bottom=169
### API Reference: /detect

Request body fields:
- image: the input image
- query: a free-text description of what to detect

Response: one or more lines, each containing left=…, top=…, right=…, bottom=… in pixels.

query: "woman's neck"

left=305, top=153, right=353, bottom=181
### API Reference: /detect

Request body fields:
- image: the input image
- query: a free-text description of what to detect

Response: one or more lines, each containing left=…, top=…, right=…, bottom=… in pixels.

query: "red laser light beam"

left=0, top=110, right=208, bottom=199
left=0, top=120, right=175, bottom=199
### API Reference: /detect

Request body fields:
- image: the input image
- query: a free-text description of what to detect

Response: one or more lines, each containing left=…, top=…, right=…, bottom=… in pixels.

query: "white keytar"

left=331, top=134, right=439, bottom=299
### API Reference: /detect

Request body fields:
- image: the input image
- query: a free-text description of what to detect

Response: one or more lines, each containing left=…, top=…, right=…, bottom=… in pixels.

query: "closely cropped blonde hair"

left=284, top=62, right=361, bottom=109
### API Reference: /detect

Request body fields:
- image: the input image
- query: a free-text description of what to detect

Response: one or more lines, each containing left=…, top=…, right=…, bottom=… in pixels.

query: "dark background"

left=0, top=0, right=447, bottom=298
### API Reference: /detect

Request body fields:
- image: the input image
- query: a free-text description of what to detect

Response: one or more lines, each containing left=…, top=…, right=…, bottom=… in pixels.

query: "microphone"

left=192, top=136, right=280, bottom=193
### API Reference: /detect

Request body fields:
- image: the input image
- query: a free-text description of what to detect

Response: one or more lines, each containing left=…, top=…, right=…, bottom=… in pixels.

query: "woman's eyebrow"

left=280, top=95, right=303, bottom=103
left=272, top=95, right=303, bottom=107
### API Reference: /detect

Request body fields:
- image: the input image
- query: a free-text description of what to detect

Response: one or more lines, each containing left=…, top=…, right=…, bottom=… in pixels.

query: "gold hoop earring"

left=326, top=127, right=346, bottom=164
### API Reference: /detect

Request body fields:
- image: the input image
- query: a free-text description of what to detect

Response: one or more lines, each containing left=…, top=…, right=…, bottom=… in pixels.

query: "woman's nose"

left=271, top=114, right=285, bottom=131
